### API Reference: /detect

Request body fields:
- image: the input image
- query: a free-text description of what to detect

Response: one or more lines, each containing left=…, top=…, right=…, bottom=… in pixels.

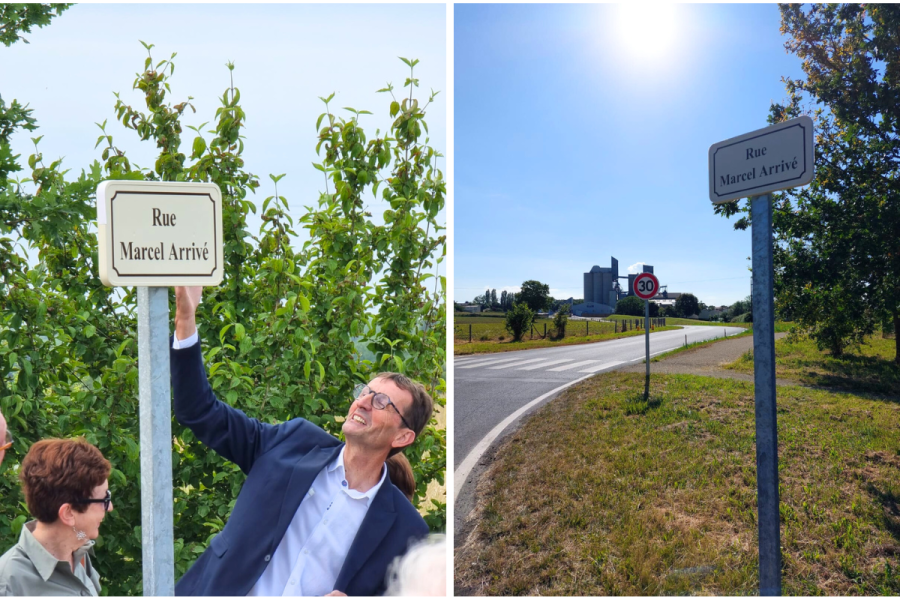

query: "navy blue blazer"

left=170, top=340, right=429, bottom=596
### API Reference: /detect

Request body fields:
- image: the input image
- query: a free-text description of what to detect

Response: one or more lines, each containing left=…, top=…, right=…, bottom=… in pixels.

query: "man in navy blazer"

left=170, top=287, right=432, bottom=596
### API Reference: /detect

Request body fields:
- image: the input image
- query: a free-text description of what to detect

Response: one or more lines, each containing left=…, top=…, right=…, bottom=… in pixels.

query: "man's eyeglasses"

left=352, top=384, right=413, bottom=432
left=74, top=490, right=112, bottom=512
left=0, top=430, right=11, bottom=452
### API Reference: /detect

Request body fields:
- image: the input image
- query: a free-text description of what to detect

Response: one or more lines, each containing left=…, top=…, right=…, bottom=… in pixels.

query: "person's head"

left=385, top=534, right=446, bottom=596
left=386, top=453, right=415, bottom=502
left=343, top=373, right=434, bottom=459
left=0, top=409, right=8, bottom=465
left=19, top=438, right=113, bottom=542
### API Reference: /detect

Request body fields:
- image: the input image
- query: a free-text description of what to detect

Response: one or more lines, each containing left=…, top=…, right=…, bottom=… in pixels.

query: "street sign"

left=633, top=272, right=659, bottom=300
left=708, top=116, right=814, bottom=204
left=97, top=180, right=224, bottom=287
left=710, top=116, right=814, bottom=596
left=95, top=179, right=223, bottom=595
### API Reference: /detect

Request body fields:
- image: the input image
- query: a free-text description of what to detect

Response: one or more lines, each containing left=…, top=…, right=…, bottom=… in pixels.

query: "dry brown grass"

left=455, top=372, right=900, bottom=595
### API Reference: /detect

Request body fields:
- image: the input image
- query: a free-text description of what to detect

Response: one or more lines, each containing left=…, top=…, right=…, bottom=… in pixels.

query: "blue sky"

left=454, top=3, right=807, bottom=307
left=2, top=3, right=445, bottom=259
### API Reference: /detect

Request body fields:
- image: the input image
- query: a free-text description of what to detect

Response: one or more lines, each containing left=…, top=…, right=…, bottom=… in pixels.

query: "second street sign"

left=97, top=180, right=224, bottom=287
left=708, top=115, right=814, bottom=204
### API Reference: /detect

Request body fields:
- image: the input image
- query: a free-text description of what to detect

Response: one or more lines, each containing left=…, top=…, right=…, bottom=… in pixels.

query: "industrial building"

left=570, top=257, right=655, bottom=317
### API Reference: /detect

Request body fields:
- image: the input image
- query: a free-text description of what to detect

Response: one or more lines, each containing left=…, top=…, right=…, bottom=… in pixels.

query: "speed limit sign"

left=633, top=272, right=659, bottom=300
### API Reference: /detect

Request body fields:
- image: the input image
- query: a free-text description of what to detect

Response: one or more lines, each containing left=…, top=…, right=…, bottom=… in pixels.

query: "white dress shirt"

left=173, top=330, right=386, bottom=597
left=247, top=447, right=387, bottom=596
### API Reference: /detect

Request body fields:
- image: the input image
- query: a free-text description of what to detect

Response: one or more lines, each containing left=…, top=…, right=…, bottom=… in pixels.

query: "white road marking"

left=517, top=359, right=574, bottom=371
left=457, top=356, right=528, bottom=369
left=548, top=360, right=605, bottom=372
left=454, top=373, right=595, bottom=499
left=578, top=361, right=623, bottom=373
left=487, top=357, right=552, bottom=370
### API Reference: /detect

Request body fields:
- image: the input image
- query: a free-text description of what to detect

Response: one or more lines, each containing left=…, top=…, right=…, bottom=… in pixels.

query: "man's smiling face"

left=343, top=377, right=414, bottom=454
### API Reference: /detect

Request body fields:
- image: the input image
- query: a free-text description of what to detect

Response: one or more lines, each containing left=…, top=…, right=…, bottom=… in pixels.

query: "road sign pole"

left=644, top=299, right=650, bottom=400
left=137, top=287, right=175, bottom=596
left=750, top=194, right=781, bottom=595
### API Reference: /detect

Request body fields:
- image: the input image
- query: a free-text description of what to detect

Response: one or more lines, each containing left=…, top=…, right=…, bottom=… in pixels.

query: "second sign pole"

left=644, top=298, right=650, bottom=400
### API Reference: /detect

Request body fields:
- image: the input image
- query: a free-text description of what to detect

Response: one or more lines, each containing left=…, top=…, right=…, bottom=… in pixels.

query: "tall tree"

left=490, top=288, right=497, bottom=307
left=499, top=290, right=507, bottom=310
left=517, top=279, right=551, bottom=313
left=716, top=4, right=900, bottom=361
left=675, top=293, right=700, bottom=318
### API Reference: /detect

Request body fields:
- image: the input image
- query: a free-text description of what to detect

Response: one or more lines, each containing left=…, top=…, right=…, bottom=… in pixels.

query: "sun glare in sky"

left=613, top=3, right=679, bottom=63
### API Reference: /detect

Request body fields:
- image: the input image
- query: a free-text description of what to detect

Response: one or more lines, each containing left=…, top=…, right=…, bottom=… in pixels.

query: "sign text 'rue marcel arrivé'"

left=97, top=181, right=224, bottom=287
left=708, top=116, right=815, bottom=204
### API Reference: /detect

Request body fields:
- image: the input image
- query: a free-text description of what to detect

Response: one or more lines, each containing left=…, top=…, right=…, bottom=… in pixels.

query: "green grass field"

left=456, top=335, right=900, bottom=595
left=727, top=333, right=899, bottom=396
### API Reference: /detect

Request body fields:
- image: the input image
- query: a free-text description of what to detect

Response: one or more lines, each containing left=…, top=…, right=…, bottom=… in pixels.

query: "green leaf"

left=298, top=294, right=310, bottom=312
left=192, top=136, right=207, bottom=158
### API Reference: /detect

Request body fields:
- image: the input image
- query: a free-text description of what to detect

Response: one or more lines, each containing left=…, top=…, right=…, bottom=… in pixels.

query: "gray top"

left=0, top=521, right=101, bottom=596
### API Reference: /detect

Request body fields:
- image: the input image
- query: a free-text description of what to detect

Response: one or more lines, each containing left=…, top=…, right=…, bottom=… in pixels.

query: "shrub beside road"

left=455, top=333, right=900, bottom=595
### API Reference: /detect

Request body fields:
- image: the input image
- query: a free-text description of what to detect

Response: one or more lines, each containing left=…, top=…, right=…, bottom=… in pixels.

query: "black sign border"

left=110, top=191, right=219, bottom=278
left=712, top=120, right=810, bottom=200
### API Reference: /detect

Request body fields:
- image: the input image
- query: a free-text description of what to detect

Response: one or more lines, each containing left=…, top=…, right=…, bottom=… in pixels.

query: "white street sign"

left=708, top=116, right=814, bottom=204
left=97, top=180, right=224, bottom=287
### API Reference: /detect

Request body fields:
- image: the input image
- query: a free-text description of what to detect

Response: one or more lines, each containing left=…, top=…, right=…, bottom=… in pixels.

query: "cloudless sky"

left=2, top=3, right=445, bottom=267
left=454, top=3, right=807, bottom=307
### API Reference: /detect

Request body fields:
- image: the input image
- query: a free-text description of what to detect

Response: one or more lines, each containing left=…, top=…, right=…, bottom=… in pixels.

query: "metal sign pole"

left=750, top=194, right=781, bottom=595
left=137, top=286, right=175, bottom=596
left=644, top=299, right=650, bottom=400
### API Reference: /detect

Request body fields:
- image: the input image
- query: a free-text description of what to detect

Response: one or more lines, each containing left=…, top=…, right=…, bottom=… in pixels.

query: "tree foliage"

left=0, top=43, right=445, bottom=595
left=714, top=4, right=900, bottom=361
left=505, top=302, right=534, bottom=342
left=553, top=303, right=570, bottom=338
left=675, top=293, right=700, bottom=318
left=615, top=295, right=644, bottom=317
left=517, top=280, right=551, bottom=313
left=0, top=3, right=72, bottom=47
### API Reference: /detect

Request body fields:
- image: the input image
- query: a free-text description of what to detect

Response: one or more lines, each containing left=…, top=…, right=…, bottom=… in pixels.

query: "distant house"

left=461, top=304, right=481, bottom=314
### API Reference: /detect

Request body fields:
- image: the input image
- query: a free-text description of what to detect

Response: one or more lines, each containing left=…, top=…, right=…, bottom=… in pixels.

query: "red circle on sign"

left=633, top=272, right=659, bottom=300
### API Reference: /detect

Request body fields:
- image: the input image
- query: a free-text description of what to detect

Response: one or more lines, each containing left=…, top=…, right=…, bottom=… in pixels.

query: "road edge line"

left=453, top=372, right=595, bottom=499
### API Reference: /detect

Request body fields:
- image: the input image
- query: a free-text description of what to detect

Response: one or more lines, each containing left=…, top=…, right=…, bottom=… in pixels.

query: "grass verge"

left=648, top=328, right=754, bottom=363
left=726, top=334, right=899, bottom=397
left=454, top=327, right=680, bottom=356
left=456, top=371, right=900, bottom=595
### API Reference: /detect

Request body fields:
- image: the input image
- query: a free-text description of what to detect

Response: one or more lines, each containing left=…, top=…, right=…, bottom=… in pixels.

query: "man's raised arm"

left=171, top=286, right=274, bottom=473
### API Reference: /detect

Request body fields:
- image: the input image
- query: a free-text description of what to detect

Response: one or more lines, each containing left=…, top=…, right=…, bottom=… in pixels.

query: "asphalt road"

left=453, top=325, right=747, bottom=500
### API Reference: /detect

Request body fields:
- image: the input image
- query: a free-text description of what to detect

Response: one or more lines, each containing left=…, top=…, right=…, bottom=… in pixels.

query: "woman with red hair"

left=0, top=438, right=113, bottom=596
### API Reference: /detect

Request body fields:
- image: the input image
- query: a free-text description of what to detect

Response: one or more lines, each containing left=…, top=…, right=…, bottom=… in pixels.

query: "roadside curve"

left=453, top=325, right=746, bottom=538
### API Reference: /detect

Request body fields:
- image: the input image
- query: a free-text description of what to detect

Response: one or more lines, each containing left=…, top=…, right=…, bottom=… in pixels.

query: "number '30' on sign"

left=633, top=273, right=659, bottom=300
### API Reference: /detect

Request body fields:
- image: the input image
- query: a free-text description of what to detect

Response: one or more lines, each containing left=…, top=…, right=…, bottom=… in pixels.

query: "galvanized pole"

left=137, top=287, right=175, bottom=596
left=750, top=194, right=781, bottom=595
left=644, top=299, right=650, bottom=400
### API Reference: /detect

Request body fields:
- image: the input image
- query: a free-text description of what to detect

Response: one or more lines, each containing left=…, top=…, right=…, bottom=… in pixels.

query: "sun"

left=613, top=3, right=679, bottom=62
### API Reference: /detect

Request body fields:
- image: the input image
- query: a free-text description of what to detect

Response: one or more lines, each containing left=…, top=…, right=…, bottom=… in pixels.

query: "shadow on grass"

left=866, top=483, right=900, bottom=545
left=623, top=392, right=664, bottom=415
left=808, top=353, right=900, bottom=399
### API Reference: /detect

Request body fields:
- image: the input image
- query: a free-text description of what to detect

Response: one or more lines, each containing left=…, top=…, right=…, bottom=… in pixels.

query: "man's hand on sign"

left=174, top=286, right=202, bottom=341
left=324, top=591, right=347, bottom=597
